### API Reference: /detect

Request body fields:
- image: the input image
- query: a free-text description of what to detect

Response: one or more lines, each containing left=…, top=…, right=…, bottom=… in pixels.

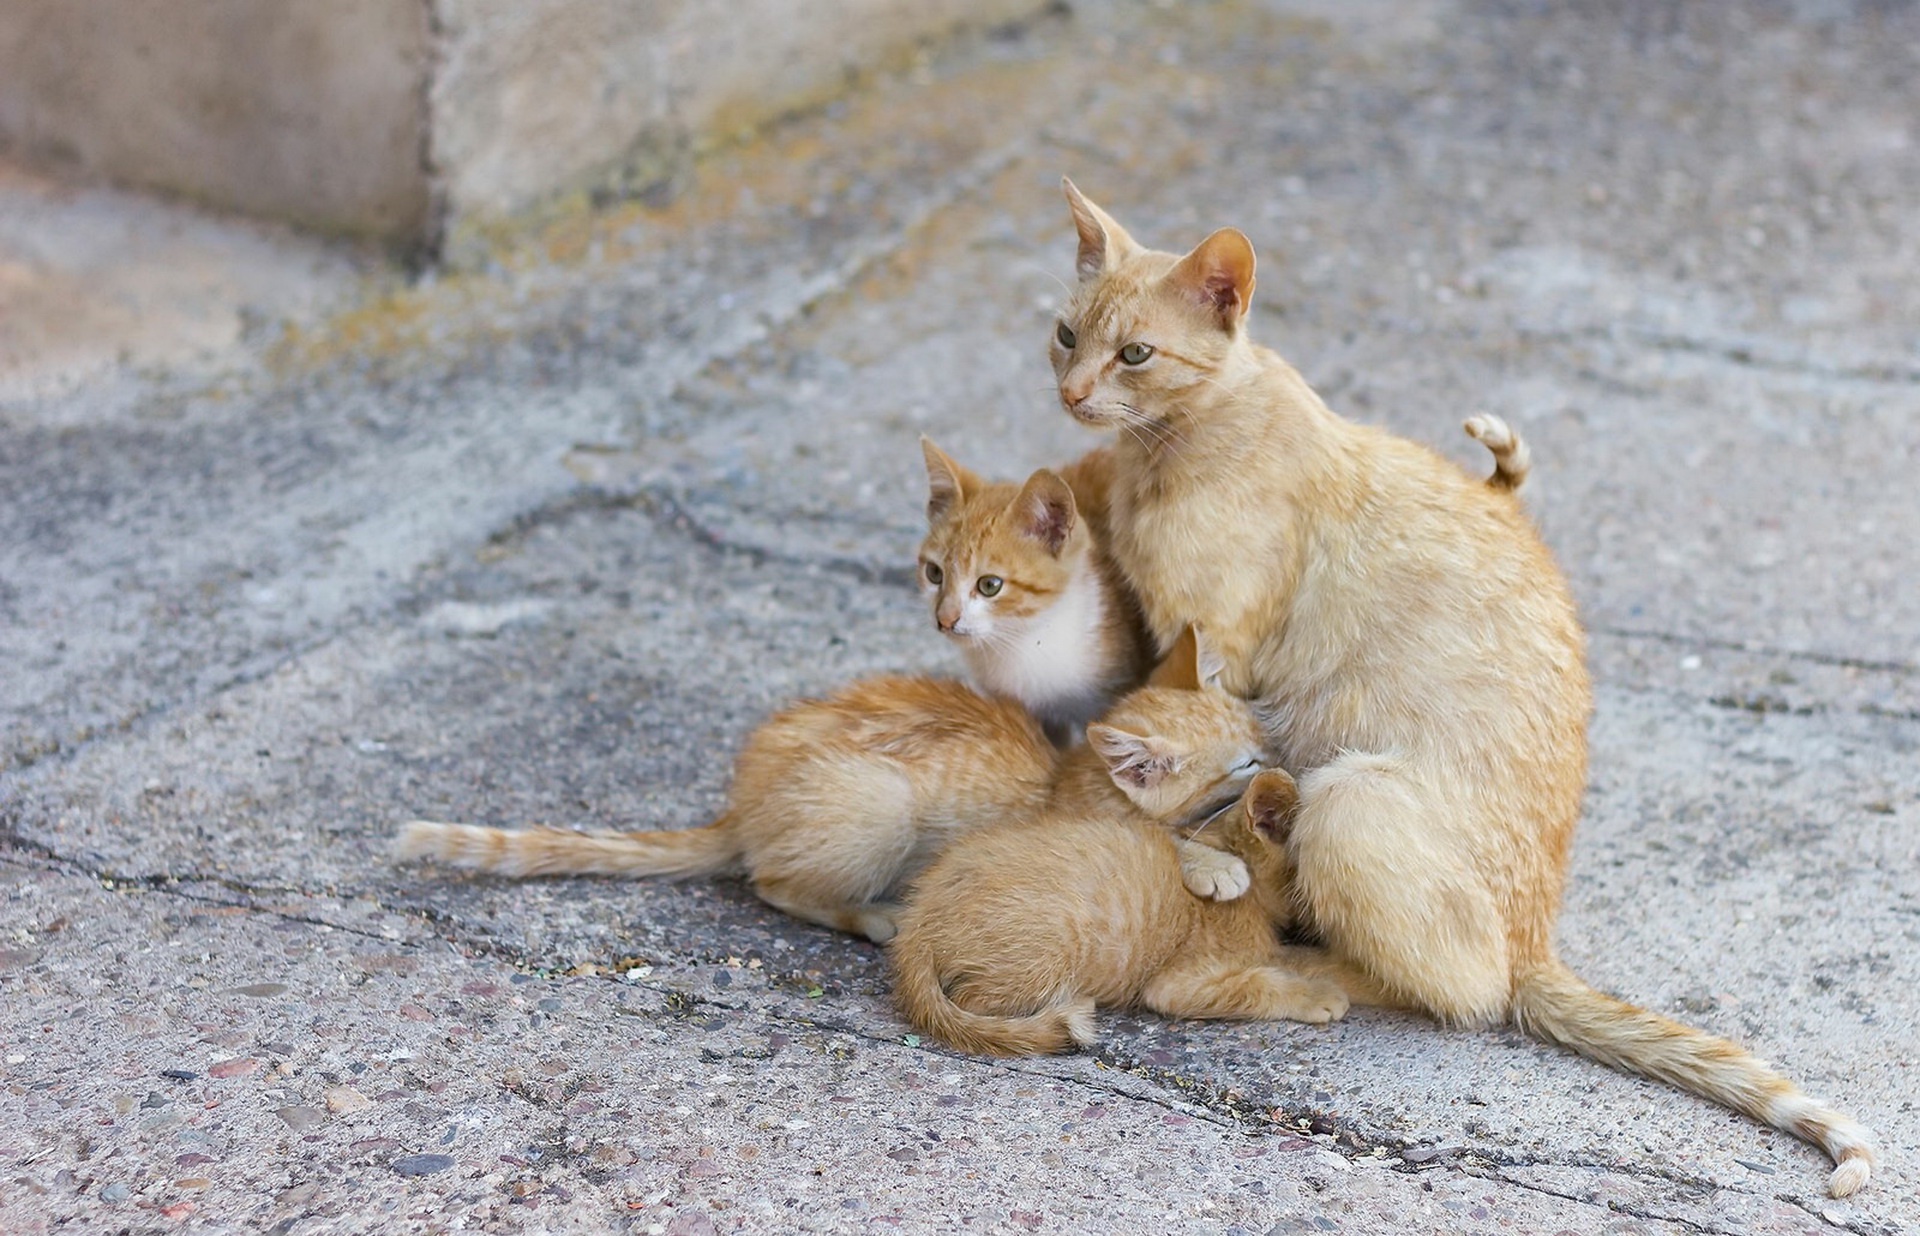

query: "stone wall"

left=0, top=0, right=1051, bottom=255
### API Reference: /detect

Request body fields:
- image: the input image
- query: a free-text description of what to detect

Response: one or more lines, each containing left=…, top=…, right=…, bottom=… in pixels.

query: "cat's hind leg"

left=1288, top=751, right=1509, bottom=1026
left=1140, top=955, right=1349, bottom=1025
left=751, top=875, right=902, bottom=944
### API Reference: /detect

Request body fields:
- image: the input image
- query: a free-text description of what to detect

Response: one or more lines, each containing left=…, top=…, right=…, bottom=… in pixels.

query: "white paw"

left=857, top=905, right=901, bottom=944
left=1289, top=977, right=1350, bottom=1025
left=1178, top=838, right=1250, bottom=901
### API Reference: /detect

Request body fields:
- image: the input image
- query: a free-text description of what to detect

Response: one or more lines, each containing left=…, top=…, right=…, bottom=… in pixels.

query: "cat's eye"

left=923, top=562, right=943, bottom=586
left=1119, top=342, right=1154, bottom=365
left=1056, top=322, right=1077, bottom=350
left=976, top=575, right=1004, bottom=598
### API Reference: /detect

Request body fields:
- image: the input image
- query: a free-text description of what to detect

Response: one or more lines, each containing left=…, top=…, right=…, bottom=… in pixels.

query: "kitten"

left=396, top=675, right=1055, bottom=943
left=1046, top=180, right=1875, bottom=1195
left=918, top=437, right=1153, bottom=743
left=890, top=626, right=1370, bottom=1057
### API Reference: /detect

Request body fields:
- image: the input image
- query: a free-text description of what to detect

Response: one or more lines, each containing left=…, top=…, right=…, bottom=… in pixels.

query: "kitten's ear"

left=921, top=436, right=982, bottom=523
left=1243, top=769, right=1301, bottom=842
left=1147, top=623, right=1227, bottom=691
left=1168, top=227, right=1257, bottom=325
left=1014, top=469, right=1078, bottom=556
left=1147, top=624, right=1201, bottom=689
left=1062, top=177, right=1142, bottom=282
left=1087, top=724, right=1185, bottom=791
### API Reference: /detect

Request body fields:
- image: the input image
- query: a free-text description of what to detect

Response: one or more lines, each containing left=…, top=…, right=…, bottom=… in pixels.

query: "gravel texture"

left=1, top=2, right=1915, bottom=1232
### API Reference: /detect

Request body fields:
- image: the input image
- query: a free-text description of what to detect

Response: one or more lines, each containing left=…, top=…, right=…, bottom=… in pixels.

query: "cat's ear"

left=1014, top=469, right=1078, bottom=556
left=921, top=437, right=982, bottom=523
left=1148, top=623, right=1227, bottom=691
left=1168, top=227, right=1256, bottom=325
left=1062, top=177, right=1142, bottom=281
left=1087, top=724, right=1185, bottom=791
left=1242, top=769, right=1300, bottom=842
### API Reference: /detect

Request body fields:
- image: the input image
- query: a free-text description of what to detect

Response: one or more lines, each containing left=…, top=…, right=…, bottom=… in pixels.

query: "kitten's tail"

left=890, top=932, right=1096, bottom=1058
left=1463, top=414, right=1531, bottom=492
left=1511, top=958, right=1876, bottom=1197
left=393, top=817, right=743, bottom=880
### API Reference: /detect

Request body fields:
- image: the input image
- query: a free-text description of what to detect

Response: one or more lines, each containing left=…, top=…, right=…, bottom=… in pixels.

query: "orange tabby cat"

left=396, top=676, right=1054, bottom=943
left=919, top=438, right=1153, bottom=741
left=891, top=627, right=1364, bottom=1056
left=1046, top=180, right=1874, bottom=1195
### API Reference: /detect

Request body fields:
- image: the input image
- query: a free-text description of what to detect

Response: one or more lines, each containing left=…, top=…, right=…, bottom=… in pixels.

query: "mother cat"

left=1048, top=180, right=1875, bottom=1196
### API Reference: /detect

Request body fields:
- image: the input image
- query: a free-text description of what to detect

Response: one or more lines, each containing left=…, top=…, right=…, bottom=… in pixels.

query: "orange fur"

left=397, top=676, right=1055, bottom=943
left=1048, top=180, right=1876, bottom=1195
left=919, top=438, right=1153, bottom=741
left=1464, top=414, right=1531, bottom=492
left=891, top=628, right=1371, bottom=1057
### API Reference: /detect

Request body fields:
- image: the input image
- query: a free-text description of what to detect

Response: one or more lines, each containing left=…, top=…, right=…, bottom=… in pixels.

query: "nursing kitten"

left=1046, top=180, right=1875, bottom=1195
left=890, top=626, right=1371, bottom=1057
left=918, top=438, right=1153, bottom=742
left=396, top=676, right=1055, bottom=943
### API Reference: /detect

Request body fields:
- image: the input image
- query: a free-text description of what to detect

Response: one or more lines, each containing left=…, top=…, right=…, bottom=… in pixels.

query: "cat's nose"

left=936, top=612, right=958, bottom=633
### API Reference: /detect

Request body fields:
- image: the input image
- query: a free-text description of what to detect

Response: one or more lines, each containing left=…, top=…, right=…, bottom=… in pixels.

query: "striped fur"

left=1053, top=180, right=1877, bottom=1195
left=892, top=633, right=1361, bottom=1057
left=1464, top=414, right=1532, bottom=492
left=397, top=676, right=1057, bottom=944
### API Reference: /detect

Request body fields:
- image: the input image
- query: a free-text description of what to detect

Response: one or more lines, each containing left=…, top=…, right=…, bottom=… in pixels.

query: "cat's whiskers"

left=1187, top=371, right=1246, bottom=406
left=1181, top=795, right=1241, bottom=840
left=1114, top=402, right=1182, bottom=456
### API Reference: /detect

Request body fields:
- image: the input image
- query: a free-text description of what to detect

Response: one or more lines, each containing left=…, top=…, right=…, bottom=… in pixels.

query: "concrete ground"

left=2, top=2, right=1916, bottom=1233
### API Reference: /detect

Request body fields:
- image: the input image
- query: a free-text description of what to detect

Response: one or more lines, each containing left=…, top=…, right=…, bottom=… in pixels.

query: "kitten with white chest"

left=918, top=438, right=1152, bottom=743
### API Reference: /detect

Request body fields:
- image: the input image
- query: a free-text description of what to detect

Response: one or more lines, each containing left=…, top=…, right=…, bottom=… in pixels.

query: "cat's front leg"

left=1177, top=837, right=1250, bottom=901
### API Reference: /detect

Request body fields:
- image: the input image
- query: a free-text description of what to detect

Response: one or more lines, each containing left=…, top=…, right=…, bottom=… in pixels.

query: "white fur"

left=1176, top=837, right=1250, bottom=901
left=963, top=554, right=1114, bottom=725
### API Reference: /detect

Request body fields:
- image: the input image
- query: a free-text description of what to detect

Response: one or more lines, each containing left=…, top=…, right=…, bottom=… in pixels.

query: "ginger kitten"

left=1046, top=180, right=1875, bottom=1195
left=397, top=676, right=1055, bottom=943
left=891, top=626, right=1379, bottom=1057
left=918, top=437, right=1152, bottom=742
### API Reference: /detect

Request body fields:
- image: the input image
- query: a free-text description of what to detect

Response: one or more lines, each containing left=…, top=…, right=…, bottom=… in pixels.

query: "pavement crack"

left=1476, top=1164, right=1727, bottom=1235
left=0, top=835, right=399, bottom=946
left=1524, top=324, right=1920, bottom=387
left=641, top=488, right=917, bottom=589
left=1592, top=625, right=1916, bottom=677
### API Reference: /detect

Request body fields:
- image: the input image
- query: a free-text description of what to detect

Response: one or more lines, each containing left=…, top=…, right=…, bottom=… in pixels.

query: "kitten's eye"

left=923, top=562, right=943, bottom=586
left=1119, top=342, right=1154, bottom=365
left=1056, top=322, right=1077, bottom=350
left=976, top=575, right=1004, bottom=598
left=1232, top=757, right=1263, bottom=774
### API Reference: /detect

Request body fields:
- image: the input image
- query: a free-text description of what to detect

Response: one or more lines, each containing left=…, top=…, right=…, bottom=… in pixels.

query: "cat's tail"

left=1511, top=957, right=1876, bottom=1197
left=393, top=817, right=743, bottom=880
left=1463, top=414, right=1531, bottom=492
left=890, top=932, right=1095, bottom=1058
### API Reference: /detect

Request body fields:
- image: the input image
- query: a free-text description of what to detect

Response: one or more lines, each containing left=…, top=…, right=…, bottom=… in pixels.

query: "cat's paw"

left=1278, top=975, right=1351, bottom=1025
left=1178, top=838, right=1250, bottom=901
left=856, top=904, right=902, bottom=944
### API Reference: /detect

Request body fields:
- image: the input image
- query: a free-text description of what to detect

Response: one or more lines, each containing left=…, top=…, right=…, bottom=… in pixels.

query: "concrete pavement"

left=1, top=2, right=1915, bottom=1232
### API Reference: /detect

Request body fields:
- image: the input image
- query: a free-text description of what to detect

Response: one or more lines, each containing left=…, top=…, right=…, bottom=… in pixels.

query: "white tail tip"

left=1828, top=1156, right=1871, bottom=1198
left=392, top=820, right=448, bottom=861
left=1463, top=414, right=1513, bottom=450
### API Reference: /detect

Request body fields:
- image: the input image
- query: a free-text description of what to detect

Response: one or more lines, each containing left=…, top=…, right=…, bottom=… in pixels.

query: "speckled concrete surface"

left=2, top=2, right=1915, bottom=1233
